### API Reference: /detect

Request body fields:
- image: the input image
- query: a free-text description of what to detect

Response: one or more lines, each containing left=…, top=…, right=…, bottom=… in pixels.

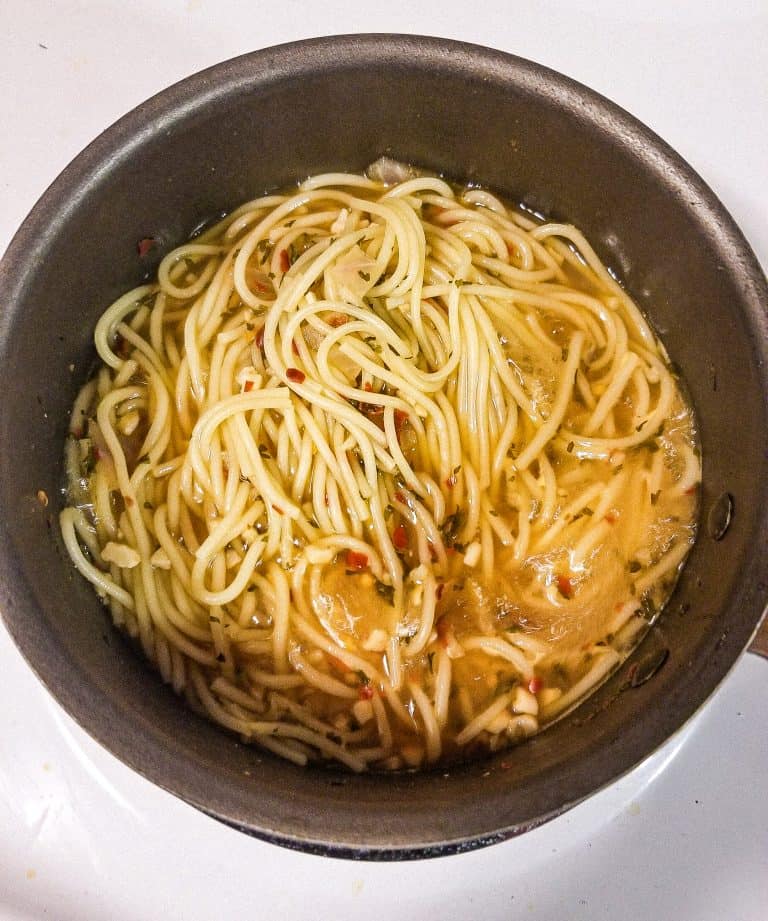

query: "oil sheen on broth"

left=61, top=159, right=699, bottom=772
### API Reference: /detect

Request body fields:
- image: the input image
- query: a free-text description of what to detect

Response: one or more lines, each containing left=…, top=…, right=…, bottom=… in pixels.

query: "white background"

left=1, top=2, right=767, bottom=919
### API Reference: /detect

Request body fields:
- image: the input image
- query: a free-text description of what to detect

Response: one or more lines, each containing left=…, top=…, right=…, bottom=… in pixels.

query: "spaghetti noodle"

left=61, top=162, right=699, bottom=771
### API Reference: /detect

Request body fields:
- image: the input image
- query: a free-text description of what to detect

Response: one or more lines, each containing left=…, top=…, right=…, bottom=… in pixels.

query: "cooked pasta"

left=61, top=159, right=699, bottom=771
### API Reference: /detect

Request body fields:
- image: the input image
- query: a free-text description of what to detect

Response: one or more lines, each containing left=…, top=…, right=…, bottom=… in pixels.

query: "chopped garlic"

left=333, top=712, right=351, bottom=731
left=78, top=438, right=93, bottom=462
left=150, top=548, right=171, bottom=570
left=330, top=208, right=349, bottom=235
left=463, top=541, right=482, bottom=567
left=102, top=541, right=141, bottom=569
left=507, top=713, right=538, bottom=738
left=409, top=584, right=425, bottom=610
left=118, top=410, right=140, bottom=436
left=511, top=686, right=539, bottom=716
left=409, top=564, right=428, bottom=583
left=324, top=244, right=377, bottom=304
left=236, top=366, right=260, bottom=391
left=352, top=699, right=374, bottom=725
left=366, top=157, right=418, bottom=185
left=363, top=629, right=389, bottom=652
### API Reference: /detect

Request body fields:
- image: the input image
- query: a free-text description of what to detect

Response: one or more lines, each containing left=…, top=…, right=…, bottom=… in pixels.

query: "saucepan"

left=0, top=35, right=766, bottom=858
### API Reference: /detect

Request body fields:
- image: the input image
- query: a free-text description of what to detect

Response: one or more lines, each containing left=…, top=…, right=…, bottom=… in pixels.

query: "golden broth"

left=61, top=164, right=699, bottom=771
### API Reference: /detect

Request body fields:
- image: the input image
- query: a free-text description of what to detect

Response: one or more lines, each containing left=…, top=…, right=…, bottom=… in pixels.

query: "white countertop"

left=2, top=2, right=767, bottom=919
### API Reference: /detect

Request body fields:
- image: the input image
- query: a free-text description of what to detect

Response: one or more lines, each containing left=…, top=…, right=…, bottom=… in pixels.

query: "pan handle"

left=749, top=617, right=768, bottom=659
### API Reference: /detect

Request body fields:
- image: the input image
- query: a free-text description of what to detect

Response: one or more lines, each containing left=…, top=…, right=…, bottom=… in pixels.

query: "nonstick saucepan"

left=0, top=35, right=766, bottom=858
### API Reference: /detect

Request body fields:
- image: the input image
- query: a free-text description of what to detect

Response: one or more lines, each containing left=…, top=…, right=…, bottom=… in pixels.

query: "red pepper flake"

left=255, top=326, right=265, bottom=349
left=271, top=504, right=284, bottom=515
left=436, top=616, right=451, bottom=647
left=392, top=523, right=408, bottom=551
left=528, top=676, right=543, bottom=695
left=394, top=490, right=406, bottom=504
left=684, top=483, right=699, bottom=496
left=279, top=249, right=290, bottom=273
left=445, top=475, right=456, bottom=489
left=292, top=339, right=300, bottom=356
left=328, top=655, right=349, bottom=674
left=137, top=237, right=155, bottom=257
left=604, top=510, right=619, bottom=524
left=286, top=367, right=305, bottom=384
left=358, top=685, right=374, bottom=701
left=614, top=601, right=624, bottom=612
left=124, top=495, right=135, bottom=508
left=328, top=313, right=348, bottom=328
left=394, top=408, right=408, bottom=430
left=363, top=382, right=373, bottom=392
left=245, top=266, right=276, bottom=298
left=243, top=380, right=255, bottom=393
left=345, top=550, right=368, bottom=571
left=427, top=540, right=438, bottom=562
left=556, top=574, right=574, bottom=600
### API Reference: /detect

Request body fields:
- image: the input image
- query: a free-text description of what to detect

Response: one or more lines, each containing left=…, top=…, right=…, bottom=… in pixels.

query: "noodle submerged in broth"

left=61, top=161, right=699, bottom=771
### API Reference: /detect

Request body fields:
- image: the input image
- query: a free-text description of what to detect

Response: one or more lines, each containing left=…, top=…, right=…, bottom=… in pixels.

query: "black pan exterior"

left=0, top=35, right=766, bottom=859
